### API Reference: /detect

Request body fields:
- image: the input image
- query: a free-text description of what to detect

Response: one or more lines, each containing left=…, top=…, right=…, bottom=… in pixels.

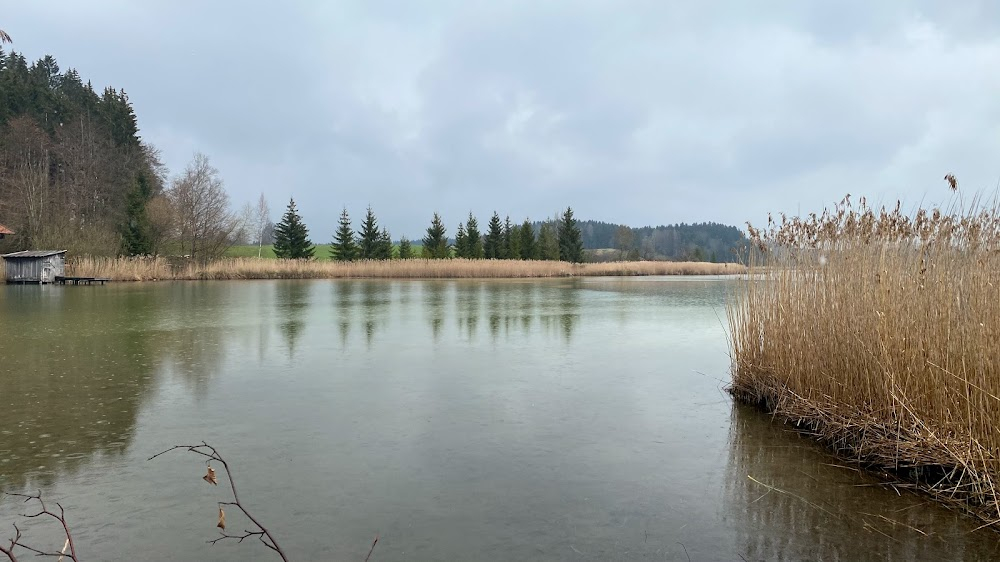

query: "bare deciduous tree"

left=0, top=118, right=50, bottom=248
left=235, top=202, right=255, bottom=246
left=167, top=153, right=238, bottom=260
left=145, top=194, right=175, bottom=256
left=254, top=194, right=271, bottom=257
left=612, top=225, right=635, bottom=260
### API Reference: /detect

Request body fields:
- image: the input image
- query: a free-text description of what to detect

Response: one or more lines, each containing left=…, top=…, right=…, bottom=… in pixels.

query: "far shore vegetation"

left=40, top=256, right=742, bottom=282
left=0, top=48, right=749, bottom=277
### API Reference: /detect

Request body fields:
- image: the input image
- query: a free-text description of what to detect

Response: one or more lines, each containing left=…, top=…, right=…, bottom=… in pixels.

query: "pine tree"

left=465, top=213, right=484, bottom=259
left=357, top=206, right=381, bottom=260
left=330, top=207, right=358, bottom=261
left=119, top=171, right=153, bottom=255
left=422, top=213, right=448, bottom=259
left=558, top=206, right=584, bottom=263
left=519, top=219, right=537, bottom=260
left=454, top=222, right=469, bottom=258
left=538, top=222, right=560, bottom=260
left=484, top=212, right=504, bottom=259
left=398, top=237, right=413, bottom=259
left=376, top=227, right=393, bottom=260
left=273, top=198, right=314, bottom=259
left=503, top=215, right=521, bottom=260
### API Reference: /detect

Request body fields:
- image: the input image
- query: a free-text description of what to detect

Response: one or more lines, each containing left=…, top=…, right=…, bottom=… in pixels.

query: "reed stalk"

left=63, top=256, right=743, bottom=281
left=728, top=192, right=1000, bottom=525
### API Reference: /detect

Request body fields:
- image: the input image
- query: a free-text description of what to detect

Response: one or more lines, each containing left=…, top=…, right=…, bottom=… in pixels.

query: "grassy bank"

left=728, top=194, right=1000, bottom=526
left=64, top=256, right=744, bottom=281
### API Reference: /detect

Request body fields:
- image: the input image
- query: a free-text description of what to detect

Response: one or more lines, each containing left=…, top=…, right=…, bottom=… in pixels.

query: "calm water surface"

left=1, top=278, right=998, bottom=561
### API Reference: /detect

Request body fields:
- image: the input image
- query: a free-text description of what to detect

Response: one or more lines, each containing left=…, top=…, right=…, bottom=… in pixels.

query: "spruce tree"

left=330, top=207, right=358, bottom=261
left=465, top=213, right=484, bottom=259
left=273, top=198, right=314, bottom=259
left=119, top=171, right=153, bottom=255
left=519, top=219, right=537, bottom=260
left=357, top=206, right=381, bottom=260
left=376, top=227, right=393, bottom=260
left=422, top=213, right=448, bottom=259
left=538, top=222, right=560, bottom=260
left=398, top=237, right=413, bottom=259
left=454, top=222, right=469, bottom=258
left=558, top=206, right=584, bottom=263
left=484, top=212, right=504, bottom=259
left=504, top=215, right=521, bottom=260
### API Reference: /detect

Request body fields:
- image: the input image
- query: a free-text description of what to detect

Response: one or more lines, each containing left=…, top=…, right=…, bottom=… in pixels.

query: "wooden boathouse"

left=2, top=250, right=67, bottom=284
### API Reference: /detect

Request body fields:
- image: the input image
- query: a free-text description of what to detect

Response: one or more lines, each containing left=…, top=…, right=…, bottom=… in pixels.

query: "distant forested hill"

left=533, top=219, right=748, bottom=262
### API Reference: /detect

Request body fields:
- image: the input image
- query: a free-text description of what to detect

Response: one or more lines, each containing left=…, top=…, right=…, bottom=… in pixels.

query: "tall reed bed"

left=728, top=192, right=1000, bottom=525
left=67, top=256, right=743, bottom=281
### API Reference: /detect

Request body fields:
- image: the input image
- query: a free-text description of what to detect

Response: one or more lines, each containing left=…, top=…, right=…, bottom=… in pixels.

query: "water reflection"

left=424, top=282, right=447, bottom=343
left=724, top=404, right=1000, bottom=560
left=334, top=280, right=356, bottom=349
left=361, top=282, right=391, bottom=348
left=277, top=282, right=309, bottom=357
left=0, top=283, right=254, bottom=491
left=0, top=279, right=631, bottom=496
left=455, top=283, right=481, bottom=341
left=538, top=283, right=580, bottom=342
left=5, top=279, right=1000, bottom=560
left=487, top=285, right=503, bottom=341
left=319, top=280, right=585, bottom=348
left=0, top=286, right=194, bottom=489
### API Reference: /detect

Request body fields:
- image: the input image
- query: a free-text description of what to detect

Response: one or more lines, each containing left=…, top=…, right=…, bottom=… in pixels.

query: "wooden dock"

left=54, top=276, right=111, bottom=285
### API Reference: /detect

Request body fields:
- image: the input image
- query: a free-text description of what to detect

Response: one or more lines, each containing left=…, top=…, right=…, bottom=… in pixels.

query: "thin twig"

left=677, top=541, right=691, bottom=562
left=148, top=442, right=289, bottom=561
left=364, top=534, right=379, bottom=562
left=0, top=491, right=79, bottom=561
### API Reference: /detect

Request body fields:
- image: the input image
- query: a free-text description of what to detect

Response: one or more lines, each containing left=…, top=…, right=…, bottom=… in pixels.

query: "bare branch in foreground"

left=0, top=490, right=79, bottom=561
left=2, top=442, right=377, bottom=561
left=148, top=441, right=289, bottom=561
left=364, top=534, right=378, bottom=562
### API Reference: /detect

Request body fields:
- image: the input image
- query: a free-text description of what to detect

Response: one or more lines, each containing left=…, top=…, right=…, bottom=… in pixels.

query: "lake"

left=1, top=278, right=998, bottom=561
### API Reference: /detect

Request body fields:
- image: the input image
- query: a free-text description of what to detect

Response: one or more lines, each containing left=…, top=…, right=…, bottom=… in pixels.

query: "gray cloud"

left=6, top=1, right=1000, bottom=238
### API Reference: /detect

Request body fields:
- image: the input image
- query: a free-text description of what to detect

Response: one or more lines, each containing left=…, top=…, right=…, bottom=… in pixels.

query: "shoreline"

left=45, top=257, right=747, bottom=282
left=728, top=380, right=998, bottom=527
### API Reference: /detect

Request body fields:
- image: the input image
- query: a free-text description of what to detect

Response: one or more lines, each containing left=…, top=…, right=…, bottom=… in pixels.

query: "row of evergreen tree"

left=271, top=200, right=585, bottom=263
left=447, top=209, right=583, bottom=262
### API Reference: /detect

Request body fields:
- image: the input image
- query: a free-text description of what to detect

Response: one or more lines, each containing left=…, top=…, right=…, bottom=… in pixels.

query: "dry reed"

left=64, top=256, right=744, bottom=281
left=728, top=192, right=1000, bottom=526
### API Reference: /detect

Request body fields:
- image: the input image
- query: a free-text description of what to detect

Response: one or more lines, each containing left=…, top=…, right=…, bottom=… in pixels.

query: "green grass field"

left=225, top=244, right=281, bottom=259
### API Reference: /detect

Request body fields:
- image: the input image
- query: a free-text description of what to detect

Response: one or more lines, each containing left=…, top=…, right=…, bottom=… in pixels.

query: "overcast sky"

left=6, top=1, right=1000, bottom=238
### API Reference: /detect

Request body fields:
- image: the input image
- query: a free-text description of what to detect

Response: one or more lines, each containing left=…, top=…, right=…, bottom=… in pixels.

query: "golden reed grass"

left=728, top=191, right=1000, bottom=526
left=64, top=256, right=744, bottom=281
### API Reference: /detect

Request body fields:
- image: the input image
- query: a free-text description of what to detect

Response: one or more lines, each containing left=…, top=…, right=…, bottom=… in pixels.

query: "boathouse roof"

left=1, top=250, right=68, bottom=259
